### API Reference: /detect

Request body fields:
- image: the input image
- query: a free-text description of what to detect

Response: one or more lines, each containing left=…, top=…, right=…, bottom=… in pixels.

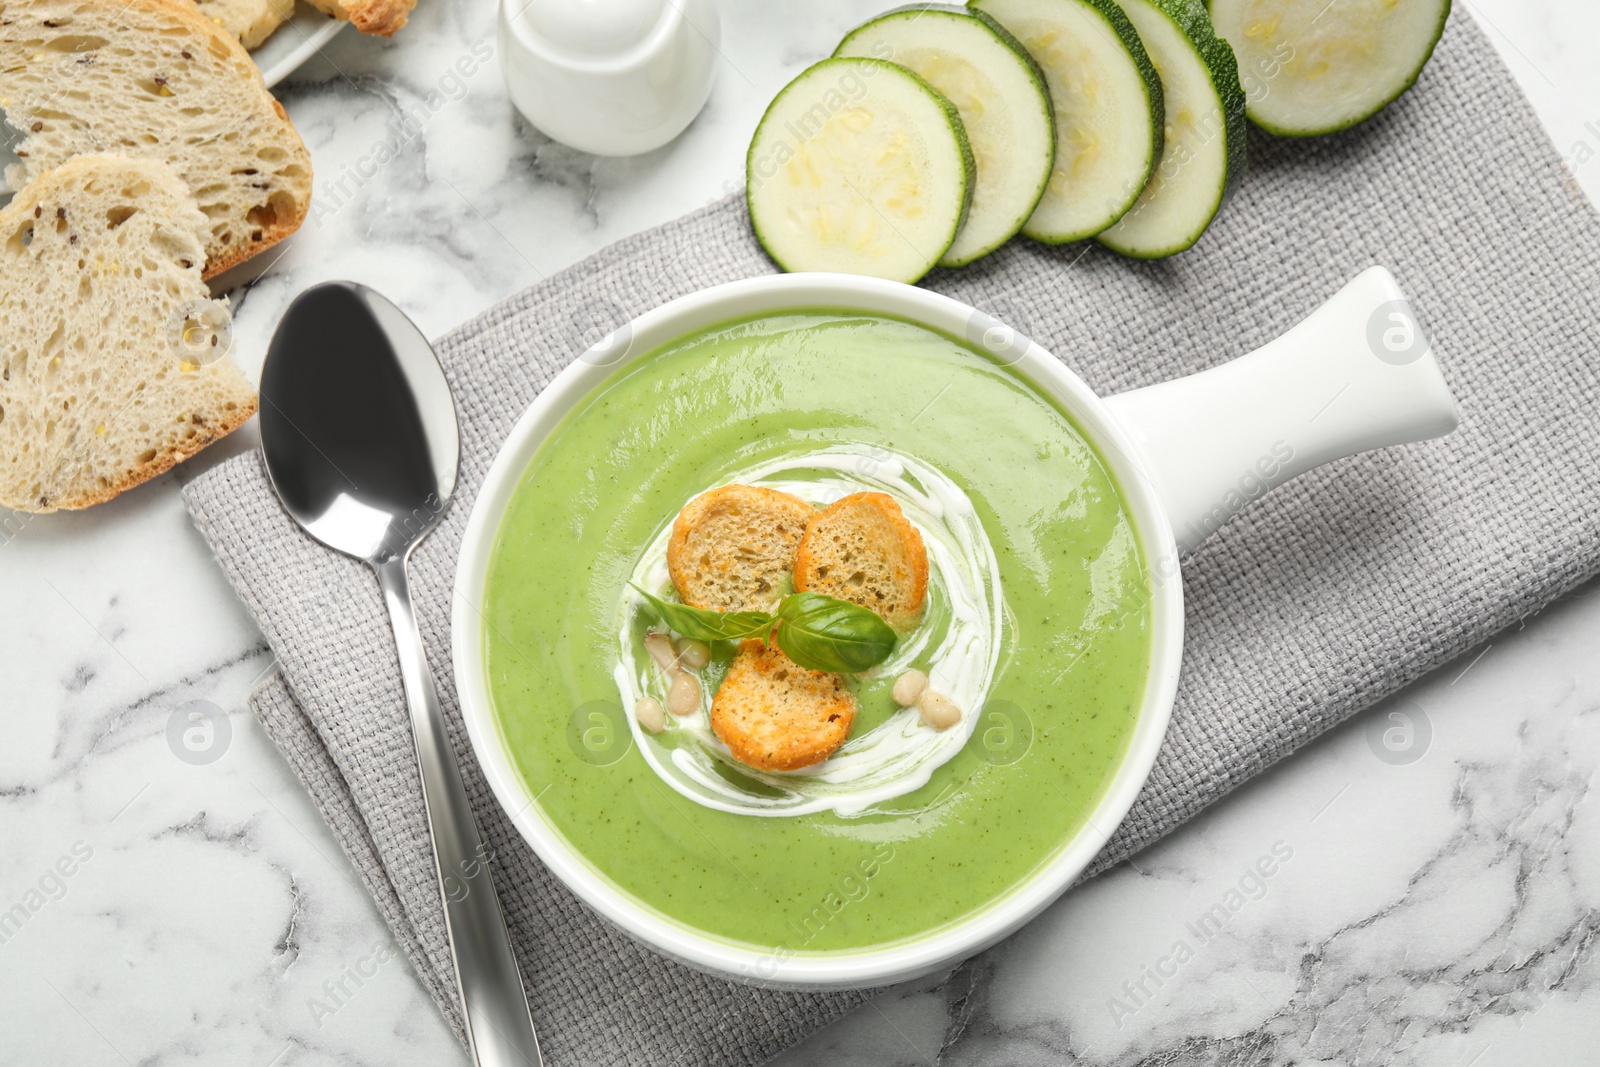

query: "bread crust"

left=793, top=491, right=929, bottom=627
left=302, top=0, right=415, bottom=36
left=667, top=484, right=814, bottom=613
left=711, top=640, right=857, bottom=771
left=346, top=0, right=414, bottom=36
left=46, top=394, right=259, bottom=511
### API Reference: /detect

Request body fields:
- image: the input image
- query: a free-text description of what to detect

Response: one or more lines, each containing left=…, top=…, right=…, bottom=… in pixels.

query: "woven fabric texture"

left=183, top=14, right=1600, bottom=1065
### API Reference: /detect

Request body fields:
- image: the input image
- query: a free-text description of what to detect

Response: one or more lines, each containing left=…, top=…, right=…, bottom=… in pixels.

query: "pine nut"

left=644, top=631, right=677, bottom=672
left=667, top=670, right=702, bottom=717
left=892, top=669, right=929, bottom=707
left=675, top=638, right=711, bottom=669
left=634, top=697, right=665, bottom=734
left=917, top=689, right=961, bottom=730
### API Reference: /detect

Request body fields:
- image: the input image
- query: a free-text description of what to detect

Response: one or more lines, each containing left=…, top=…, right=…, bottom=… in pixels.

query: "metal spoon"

left=259, top=281, right=543, bottom=1067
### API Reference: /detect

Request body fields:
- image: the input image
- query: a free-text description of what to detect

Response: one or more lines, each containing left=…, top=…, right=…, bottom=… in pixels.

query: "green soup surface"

left=481, top=312, right=1151, bottom=955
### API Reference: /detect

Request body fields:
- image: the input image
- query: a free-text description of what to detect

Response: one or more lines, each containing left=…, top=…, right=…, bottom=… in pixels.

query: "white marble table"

left=3, top=2, right=1598, bottom=1064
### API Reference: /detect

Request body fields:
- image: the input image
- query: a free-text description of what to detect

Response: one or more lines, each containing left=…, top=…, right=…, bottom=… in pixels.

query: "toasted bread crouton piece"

left=794, top=492, right=928, bottom=628
left=667, top=484, right=814, bottom=614
left=711, top=640, right=857, bottom=771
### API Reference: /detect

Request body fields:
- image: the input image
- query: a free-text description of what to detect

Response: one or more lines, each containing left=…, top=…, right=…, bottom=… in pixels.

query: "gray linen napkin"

left=184, top=13, right=1600, bottom=1065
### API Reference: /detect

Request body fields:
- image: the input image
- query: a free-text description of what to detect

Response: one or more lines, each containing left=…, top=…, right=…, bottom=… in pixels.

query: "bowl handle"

left=1103, top=266, right=1460, bottom=554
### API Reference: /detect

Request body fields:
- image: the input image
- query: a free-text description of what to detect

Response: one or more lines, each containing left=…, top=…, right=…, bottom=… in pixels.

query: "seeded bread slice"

left=0, top=155, right=257, bottom=513
left=193, top=0, right=295, bottom=50
left=667, top=484, right=814, bottom=614
left=794, top=491, right=929, bottom=628
left=301, top=0, right=412, bottom=37
left=711, top=640, right=857, bottom=771
left=0, top=0, right=313, bottom=277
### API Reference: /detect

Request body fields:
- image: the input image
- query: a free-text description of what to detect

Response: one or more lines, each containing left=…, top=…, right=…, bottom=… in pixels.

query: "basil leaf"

left=632, top=585, right=774, bottom=643
left=773, top=593, right=897, bottom=673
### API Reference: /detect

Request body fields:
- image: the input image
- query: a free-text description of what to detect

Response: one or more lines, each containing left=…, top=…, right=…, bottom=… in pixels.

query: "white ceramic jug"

left=497, top=0, right=720, bottom=156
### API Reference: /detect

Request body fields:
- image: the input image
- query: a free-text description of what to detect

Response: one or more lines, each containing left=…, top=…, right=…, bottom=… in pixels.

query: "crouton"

left=667, top=484, right=814, bottom=614
left=793, top=492, right=928, bottom=628
left=711, top=640, right=856, bottom=771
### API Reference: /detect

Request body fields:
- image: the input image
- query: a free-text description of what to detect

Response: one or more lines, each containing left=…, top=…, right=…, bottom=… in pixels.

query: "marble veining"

left=3, top=0, right=1600, bottom=1064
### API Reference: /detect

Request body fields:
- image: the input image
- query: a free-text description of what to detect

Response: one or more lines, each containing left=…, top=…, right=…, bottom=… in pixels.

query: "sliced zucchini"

left=1095, top=0, right=1247, bottom=258
left=1208, top=0, right=1450, bottom=137
left=835, top=5, right=1055, bottom=268
left=746, top=57, right=975, bottom=284
left=972, top=0, right=1164, bottom=244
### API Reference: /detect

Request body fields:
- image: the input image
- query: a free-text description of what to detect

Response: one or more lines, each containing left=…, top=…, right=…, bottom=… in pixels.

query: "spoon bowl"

left=260, top=282, right=458, bottom=563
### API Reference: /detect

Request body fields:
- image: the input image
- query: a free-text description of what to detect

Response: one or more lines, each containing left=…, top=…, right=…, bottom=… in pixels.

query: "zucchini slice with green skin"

left=971, top=0, right=1164, bottom=244
left=835, top=5, right=1055, bottom=268
left=1208, top=0, right=1451, bottom=137
left=746, top=57, right=975, bottom=284
left=1095, top=0, right=1247, bottom=258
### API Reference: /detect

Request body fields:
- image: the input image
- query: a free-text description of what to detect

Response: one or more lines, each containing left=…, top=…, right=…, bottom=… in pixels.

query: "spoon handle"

left=376, top=556, right=544, bottom=1067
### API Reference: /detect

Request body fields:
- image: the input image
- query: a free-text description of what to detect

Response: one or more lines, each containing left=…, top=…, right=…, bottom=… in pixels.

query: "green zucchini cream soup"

left=481, top=311, right=1151, bottom=957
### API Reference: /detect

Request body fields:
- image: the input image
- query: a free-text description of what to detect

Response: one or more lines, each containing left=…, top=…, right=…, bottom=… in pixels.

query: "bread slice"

left=793, top=492, right=928, bottom=628
left=711, top=640, right=856, bottom=771
left=0, top=0, right=313, bottom=277
left=667, top=484, right=814, bottom=614
left=193, top=0, right=296, bottom=50
left=301, top=0, right=412, bottom=37
left=0, top=155, right=257, bottom=513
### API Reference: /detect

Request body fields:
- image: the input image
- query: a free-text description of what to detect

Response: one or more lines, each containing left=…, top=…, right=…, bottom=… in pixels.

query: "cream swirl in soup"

left=614, top=445, right=1006, bottom=816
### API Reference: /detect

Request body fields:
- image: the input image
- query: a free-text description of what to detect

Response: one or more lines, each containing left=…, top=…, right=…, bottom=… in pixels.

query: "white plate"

left=253, top=2, right=346, bottom=88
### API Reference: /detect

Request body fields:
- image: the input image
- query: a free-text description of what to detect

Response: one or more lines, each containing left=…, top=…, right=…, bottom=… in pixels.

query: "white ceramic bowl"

left=452, top=268, right=1458, bottom=988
